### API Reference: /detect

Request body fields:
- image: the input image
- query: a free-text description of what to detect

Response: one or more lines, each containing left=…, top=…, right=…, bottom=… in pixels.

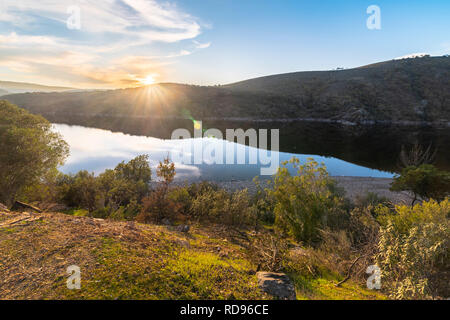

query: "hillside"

left=0, top=80, right=74, bottom=94
left=3, top=56, right=449, bottom=124
left=0, top=210, right=384, bottom=300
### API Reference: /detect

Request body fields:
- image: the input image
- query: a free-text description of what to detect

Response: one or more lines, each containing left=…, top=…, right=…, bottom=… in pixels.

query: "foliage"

left=390, top=164, right=450, bottom=205
left=375, top=199, right=450, bottom=299
left=353, top=192, right=390, bottom=214
left=137, top=157, right=180, bottom=223
left=57, top=155, right=151, bottom=217
left=247, top=232, right=289, bottom=272
left=268, top=158, right=347, bottom=243
left=59, top=171, right=100, bottom=212
left=190, top=188, right=257, bottom=227
left=251, top=177, right=275, bottom=224
left=0, top=100, right=69, bottom=205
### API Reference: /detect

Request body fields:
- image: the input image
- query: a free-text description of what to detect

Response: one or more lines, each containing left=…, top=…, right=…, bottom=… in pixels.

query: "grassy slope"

left=0, top=211, right=385, bottom=300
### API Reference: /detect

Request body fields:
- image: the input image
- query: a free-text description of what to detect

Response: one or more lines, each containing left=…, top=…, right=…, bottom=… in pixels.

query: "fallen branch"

left=335, top=254, right=369, bottom=287
left=0, top=214, right=42, bottom=228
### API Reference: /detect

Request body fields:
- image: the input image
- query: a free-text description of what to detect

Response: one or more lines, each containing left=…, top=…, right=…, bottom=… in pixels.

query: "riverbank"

left=156, top=176, right=411, bottom=204
left=217, top=176, right=410, bottom=203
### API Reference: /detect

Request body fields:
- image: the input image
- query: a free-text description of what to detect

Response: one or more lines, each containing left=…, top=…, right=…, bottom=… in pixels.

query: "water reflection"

left=53, top=124, right=394, bottom=180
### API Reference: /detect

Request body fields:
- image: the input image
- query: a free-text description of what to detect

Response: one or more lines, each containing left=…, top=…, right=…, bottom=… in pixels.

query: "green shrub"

left=375, top=199, right=450, bottom=299
left=189, top=188, right=257, bottom=227
left=390, top=164, right=450, bottom=205
left=109, top=200, right=142, bottom=221
left=268, top=158, right=347, bottom=243
left=57, top=155, right=152, bottom=215
left=252, top=177, right=275, bottom=224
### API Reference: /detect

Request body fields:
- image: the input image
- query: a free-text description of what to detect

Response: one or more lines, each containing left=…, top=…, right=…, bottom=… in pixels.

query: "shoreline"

left=157, top=176, right=411, bottom=204
left=41, top=112, right=450, bottom=128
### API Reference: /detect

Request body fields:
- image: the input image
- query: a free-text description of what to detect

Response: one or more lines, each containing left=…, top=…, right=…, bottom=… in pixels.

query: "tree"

left=137, top=157, right=178, bottom=223
left=114, top=155, right=152, bottom=184
left=268, top=157, right=346, bottom=243
left=0, top=100, right=69, bottom=205
left=390, top=164, right=450, bottom=205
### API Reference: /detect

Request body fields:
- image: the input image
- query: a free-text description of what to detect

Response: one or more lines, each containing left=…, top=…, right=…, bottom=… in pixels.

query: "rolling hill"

left=2, top=56, right=449, bottom=124
left=0, top=80, right=74, bottom=95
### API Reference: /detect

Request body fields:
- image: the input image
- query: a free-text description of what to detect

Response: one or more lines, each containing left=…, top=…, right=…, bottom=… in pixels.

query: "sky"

left=0, top=0, right=449, bottom=89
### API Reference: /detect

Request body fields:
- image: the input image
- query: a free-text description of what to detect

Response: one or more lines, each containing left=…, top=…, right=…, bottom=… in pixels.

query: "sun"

left=141, top=75, right=156, bottom=85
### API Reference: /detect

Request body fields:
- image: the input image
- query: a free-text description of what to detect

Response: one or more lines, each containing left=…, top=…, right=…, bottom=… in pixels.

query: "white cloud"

left=0, top=0, right=201, bottom=43
left=0, top=0, right=211, bottom=87
left=193, top=40, right=211, bottom=49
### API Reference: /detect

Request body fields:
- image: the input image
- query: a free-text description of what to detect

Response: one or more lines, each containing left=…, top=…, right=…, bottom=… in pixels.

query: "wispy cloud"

left=0, top=0, right=211, bottom=88
left=193, top=40, right=211, bottom=49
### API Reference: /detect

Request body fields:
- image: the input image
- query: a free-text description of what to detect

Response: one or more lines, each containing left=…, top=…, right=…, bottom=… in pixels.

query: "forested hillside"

left=4, top=56, right=450, bottom=124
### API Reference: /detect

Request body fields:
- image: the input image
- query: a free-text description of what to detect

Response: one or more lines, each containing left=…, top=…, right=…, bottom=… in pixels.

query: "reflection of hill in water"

left=45, top=114, right=450, bottom=174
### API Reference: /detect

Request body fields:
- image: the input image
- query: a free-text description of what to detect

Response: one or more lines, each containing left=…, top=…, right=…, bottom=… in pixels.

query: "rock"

left=125, top=221, right=137, bottom=230
left=11, top=201, right=42, bottom=213
left=257, top=272, right=296, bottom=300
left=161, top=218, right=171, bottom=226
left=0, top=203, right=9, bottom=212
left=176, top=225, right=190, bottom=233
left=176, top=240, right=190, bottom=249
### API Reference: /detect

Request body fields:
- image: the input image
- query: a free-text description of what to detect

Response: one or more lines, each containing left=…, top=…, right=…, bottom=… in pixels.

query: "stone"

left=161, top=218, right=172, bottom=226
left=177, top=224, right=190, bottom=233
left=257, top=272, right=296, bottom=300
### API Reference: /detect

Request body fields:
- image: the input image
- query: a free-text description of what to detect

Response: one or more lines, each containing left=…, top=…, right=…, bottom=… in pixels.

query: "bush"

left=375, top=199, right=450, bottom=299
left=109, top=200, right=142, bottom=221
left=137, top=158, right=179, bottom=223
left=58, top=155, right=151, bottom=215
left=390, top=164, right=450, bottom=205
left=353, top=192, right=390, bottom=213
left=268, top=158, right=347, bottom=243
left=247, top=233, right=289, bottom=272
left=252, top=177, right=275, bottom=224
left=190, top=188, right=257, bottom=227
left=59, top=171, right=100, bottom=212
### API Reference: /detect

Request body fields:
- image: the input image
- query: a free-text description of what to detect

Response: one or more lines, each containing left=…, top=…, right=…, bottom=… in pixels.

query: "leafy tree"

left=390, top=164, right=450, bottom=205
left=0, top=100, right=69, bottom=205
left=114, top=155, right=151, bottom=184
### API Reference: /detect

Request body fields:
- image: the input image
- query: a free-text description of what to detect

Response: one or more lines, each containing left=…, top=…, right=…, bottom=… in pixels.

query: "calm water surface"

left=53, top=123, right=395, bottom=180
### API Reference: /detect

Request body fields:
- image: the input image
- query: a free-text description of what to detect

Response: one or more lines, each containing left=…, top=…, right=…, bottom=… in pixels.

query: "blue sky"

left=0, top=0, right=449, bottom=88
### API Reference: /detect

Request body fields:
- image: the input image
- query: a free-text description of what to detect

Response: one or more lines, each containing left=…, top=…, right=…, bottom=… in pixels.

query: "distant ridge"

left=0, top=80, right=74, bottom=94
left=3, top=56, right=449, bottom=125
